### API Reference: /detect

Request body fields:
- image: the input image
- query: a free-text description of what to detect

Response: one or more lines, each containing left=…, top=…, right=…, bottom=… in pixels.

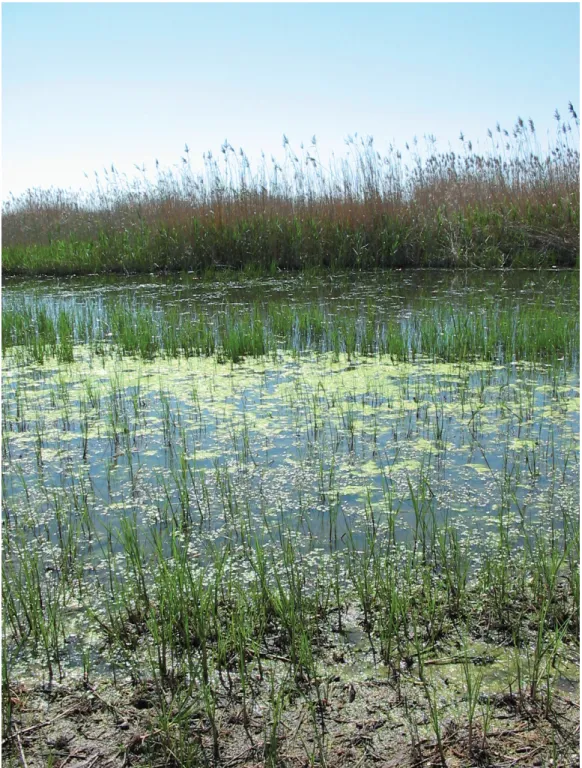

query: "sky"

left=2, top=2, right=580, bottom=199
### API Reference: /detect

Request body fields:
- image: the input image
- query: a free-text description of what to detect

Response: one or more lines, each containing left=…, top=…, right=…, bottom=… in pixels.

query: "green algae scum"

left=2, top=271, right=579, bottom=767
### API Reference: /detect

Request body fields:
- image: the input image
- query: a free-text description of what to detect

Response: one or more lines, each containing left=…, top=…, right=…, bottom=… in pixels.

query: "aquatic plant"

left=3, top=292, right=578, bottom=367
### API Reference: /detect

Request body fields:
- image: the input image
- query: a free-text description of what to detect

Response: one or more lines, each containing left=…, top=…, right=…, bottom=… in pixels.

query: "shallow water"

left=2, top=270, right=579, bottom=679
left=3, top=267, right=578, bottom=316
left=3, top=270, right=579, bottom=534
left=2, top=350, right=579, bottom=550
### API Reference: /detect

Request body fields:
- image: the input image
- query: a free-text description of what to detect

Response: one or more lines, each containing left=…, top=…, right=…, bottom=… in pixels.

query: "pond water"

left=3, top=267, right=579, bottom=314
left=3, top=270, right=578, bottom=553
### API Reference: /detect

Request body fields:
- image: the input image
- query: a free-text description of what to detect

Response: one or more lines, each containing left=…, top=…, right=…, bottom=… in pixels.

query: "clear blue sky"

left=2, top=2, right=580, bottom=198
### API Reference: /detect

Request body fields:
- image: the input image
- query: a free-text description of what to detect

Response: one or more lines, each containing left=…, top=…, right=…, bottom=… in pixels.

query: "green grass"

left=2, top=206, right=579, bottom=277
left=3, top=447, right=579, bottom=764
left=3, top=294, right=578, bottom=366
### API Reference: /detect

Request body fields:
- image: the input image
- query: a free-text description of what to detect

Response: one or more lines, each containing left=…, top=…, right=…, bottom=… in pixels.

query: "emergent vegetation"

left=3, top=107, right=580, bottom=276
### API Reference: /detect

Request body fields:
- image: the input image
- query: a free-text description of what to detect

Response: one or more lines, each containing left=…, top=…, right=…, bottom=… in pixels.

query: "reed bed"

left=3, top=108, right=580, bottom=275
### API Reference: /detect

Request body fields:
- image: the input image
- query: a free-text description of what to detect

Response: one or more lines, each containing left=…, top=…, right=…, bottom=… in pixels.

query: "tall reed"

left=3, top=108, right=579, bottom=275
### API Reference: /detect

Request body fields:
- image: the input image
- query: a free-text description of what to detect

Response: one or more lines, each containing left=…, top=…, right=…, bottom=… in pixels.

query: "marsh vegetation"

left=2, top=108, right=580, bottom=276
left=2, top=271, right=579, bottom=767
